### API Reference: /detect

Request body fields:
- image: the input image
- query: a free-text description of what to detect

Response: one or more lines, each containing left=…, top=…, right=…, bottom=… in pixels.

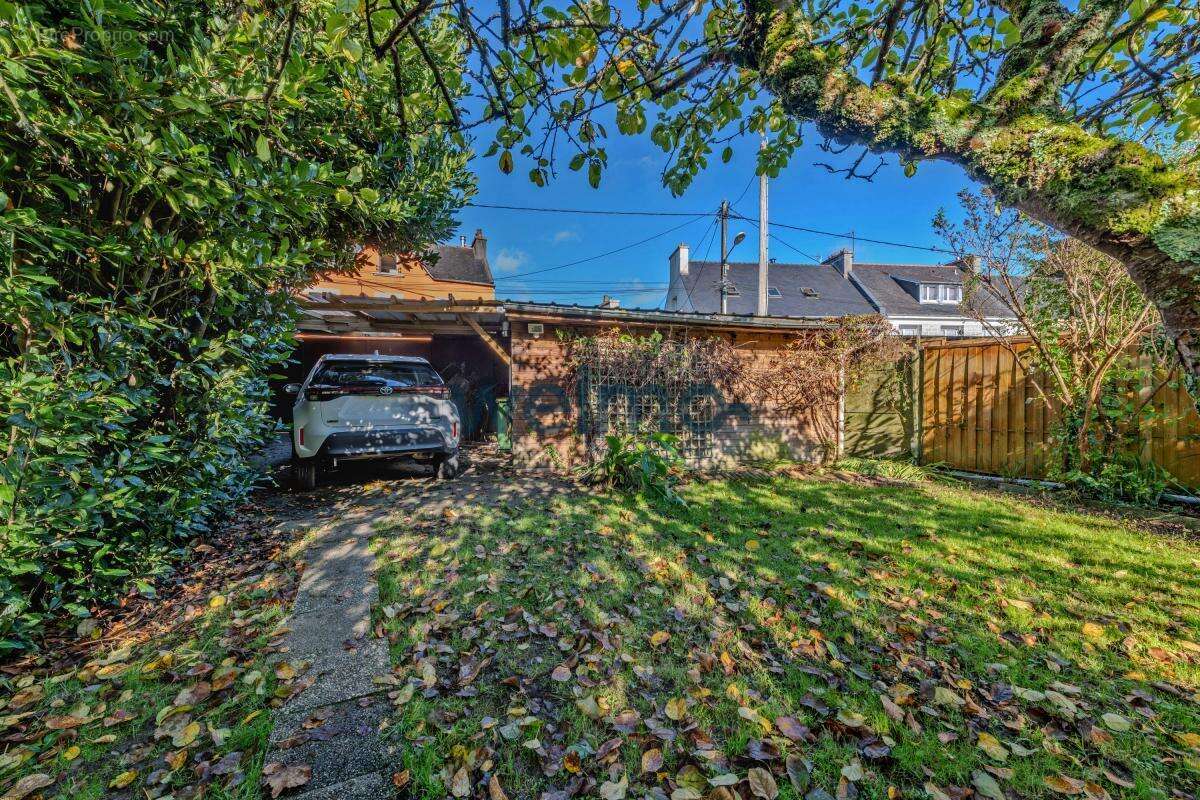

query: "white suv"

left=285, top=354, right=461, bottom=489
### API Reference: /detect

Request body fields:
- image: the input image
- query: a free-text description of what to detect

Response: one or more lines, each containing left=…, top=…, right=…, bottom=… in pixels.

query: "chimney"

left=460, top=234, right=467, bottom=247
left=472, top=229, right=487, bottom=262
left=599, top=295, right=620, bottom=309
left=669, top=243, right=690, bottom=279
left=823, top=248, right=853, bottom=279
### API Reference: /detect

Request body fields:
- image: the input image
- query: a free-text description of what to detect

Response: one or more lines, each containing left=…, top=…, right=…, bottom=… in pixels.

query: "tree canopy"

left=359, top=0, right=1199, bottom=380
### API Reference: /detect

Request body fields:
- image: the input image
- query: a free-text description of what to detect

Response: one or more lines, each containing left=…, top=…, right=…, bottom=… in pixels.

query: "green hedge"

left=0, top=0, right=471, bottom=649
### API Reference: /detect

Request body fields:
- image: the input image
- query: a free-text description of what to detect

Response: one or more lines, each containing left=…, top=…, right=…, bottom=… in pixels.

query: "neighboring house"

left=665, top=244, right=1015, bottom=336
left=309, top=229, right=495, bottom=300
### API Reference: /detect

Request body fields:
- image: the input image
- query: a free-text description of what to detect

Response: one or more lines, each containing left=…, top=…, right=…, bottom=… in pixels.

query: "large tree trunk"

left=736, top=3, right=1200, bottom=386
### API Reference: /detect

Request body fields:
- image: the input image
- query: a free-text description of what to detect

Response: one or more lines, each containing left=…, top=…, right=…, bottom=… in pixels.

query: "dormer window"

left=920, top=283, right=962, bottom=303
left=726, top=285, right=740, bottom=296
left=378, top=253, right=398, bottom=274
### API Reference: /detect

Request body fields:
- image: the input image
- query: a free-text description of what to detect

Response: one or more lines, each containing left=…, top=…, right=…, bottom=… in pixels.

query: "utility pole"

left=756, top=135, right=769, bottom=316
left=719, top=199, right=730, bottom=315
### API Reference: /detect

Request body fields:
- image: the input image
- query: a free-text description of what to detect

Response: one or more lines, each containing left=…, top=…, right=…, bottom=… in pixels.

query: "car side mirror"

left=284, top=383, right=301, bottom=395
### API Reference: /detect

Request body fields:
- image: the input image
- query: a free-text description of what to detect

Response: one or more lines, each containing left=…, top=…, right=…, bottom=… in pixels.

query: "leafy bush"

left=578, top=432, right=685, bottom=503
left=1062, top=456, right=1168, bottom=506
left=0, top=1, right=470, bottom=649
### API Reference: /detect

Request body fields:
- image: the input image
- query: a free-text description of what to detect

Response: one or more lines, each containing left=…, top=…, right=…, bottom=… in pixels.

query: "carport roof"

left=297, top=295, right=835, bottom=334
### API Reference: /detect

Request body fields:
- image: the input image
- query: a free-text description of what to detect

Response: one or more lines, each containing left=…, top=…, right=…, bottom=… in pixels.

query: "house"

left=308, top=229, right=495, bottom=301
left=665, top=244, right=1015, bottom=336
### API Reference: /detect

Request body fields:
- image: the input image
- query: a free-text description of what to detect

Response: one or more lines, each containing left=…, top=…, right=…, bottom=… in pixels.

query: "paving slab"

left=264, top=509, right=394, bottom=798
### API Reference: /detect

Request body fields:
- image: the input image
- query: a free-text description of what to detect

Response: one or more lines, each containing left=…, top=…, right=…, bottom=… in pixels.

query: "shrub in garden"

left=0, top=1, right=470, bottom=649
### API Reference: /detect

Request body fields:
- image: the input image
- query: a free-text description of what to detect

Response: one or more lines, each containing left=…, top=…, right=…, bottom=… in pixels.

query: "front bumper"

left=311, top=428, right=456, bottom=461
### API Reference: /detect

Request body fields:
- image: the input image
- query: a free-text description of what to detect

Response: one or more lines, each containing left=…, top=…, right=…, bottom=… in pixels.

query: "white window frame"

left=941, top=325, right=965, bottom=337
left=898, top=325, right=921, bottom=337
left=942, top=284, right=962, bottom=302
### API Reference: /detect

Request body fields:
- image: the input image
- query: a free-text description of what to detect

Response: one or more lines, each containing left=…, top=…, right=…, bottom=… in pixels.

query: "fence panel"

left=916, top=341, right=1200, bottom=490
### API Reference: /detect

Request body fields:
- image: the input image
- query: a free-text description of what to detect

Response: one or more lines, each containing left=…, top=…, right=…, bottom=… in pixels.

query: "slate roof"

left=681, top=261, right=876, bottom=317
left=424, top=244, right=494, bottom=286
left=852, top=263, right=1013, bottom=318
left=677, top=259, right=1014, bottom=319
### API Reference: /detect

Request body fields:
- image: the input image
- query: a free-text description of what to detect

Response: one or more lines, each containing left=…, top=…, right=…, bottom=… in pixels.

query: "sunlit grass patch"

left=376, top=475, right=1200, bottom=800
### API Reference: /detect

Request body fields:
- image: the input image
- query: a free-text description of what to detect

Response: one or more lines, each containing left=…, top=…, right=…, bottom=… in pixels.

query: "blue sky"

left=454, top=132, right=979, bottom=309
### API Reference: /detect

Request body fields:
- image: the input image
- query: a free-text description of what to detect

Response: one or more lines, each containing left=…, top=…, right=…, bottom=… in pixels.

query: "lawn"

left=0, top=509, right=311, bottom=800
left=375, top=471, right=1200, bottom=800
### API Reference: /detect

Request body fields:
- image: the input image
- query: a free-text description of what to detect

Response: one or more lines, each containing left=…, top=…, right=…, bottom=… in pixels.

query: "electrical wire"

left=494, top=214, right=710, bottom=279
left=730, top=211, right=956, bottom=256
left=768, top=232, right=823, bottom=264
left=467, top=202, right=710, bottom=217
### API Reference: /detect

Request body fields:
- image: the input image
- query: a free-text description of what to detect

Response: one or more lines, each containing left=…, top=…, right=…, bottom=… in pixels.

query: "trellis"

left=571, top=332, right=732, bottom=463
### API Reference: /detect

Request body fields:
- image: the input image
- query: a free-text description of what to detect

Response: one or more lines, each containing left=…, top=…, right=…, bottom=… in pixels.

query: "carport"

left=279, top=295, right=512, bottom=441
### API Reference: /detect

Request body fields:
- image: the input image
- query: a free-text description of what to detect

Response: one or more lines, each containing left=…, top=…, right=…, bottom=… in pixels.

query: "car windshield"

left=310, top=360, right=442, bottom=389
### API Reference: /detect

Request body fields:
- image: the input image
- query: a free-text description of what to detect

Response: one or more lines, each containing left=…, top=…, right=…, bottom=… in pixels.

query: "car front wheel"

left=293, top=458, right=319, bottom=490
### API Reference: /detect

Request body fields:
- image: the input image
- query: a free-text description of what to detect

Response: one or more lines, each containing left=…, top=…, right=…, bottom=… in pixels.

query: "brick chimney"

left=471, top=229, right=487, bottom=262
left=822, top=248, right=853, bottom=278
left=599, top=295, right=620, bottom=309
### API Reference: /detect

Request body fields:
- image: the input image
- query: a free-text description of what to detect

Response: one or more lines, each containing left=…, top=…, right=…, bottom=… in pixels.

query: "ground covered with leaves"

left=375, top=473, right=1200, bottom=800
left=0, top=499, right=314, bottom=800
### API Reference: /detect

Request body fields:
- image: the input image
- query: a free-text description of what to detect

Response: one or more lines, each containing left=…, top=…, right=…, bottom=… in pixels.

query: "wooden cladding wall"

left=919, top=341, right=1200, bottom=490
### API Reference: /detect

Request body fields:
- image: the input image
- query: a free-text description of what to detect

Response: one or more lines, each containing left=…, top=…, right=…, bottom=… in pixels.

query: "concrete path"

left=259, top=445, right=574, bottom=799
left=264, top=510, right=394, bottom=799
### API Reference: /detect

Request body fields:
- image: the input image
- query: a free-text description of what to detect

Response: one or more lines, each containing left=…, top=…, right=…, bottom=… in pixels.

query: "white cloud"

left=493, top=248, right=529, bottom=274
left=551, top=230, right=580, bottom=244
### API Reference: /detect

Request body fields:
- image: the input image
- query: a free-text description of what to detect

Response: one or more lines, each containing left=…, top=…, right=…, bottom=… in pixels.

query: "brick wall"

left=509, top=317, right=837, bottom=470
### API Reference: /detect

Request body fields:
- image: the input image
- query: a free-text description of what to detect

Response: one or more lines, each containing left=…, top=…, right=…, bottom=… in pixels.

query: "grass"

left=375, top=472, right=1200, bottom=800
left=0, top=515, right=312, bottom=800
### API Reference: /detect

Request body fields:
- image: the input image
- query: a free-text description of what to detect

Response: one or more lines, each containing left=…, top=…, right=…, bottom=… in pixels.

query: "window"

left=767, top=287, right=782, bottom=298
left=311, top=360, right=442, bottom=389
left=726, top=285, right=740, bottom=296
left=919, top=283, right=964, bottom=303
left=898, top=325, right=921, bottom=337
left=377, top=253, right=397, bottom=274
left=941, top=325, right=965, bottom=337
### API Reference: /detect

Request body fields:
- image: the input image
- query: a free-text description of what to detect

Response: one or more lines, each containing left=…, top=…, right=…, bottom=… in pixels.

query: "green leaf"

left=255, top=134, right=270, bottom=161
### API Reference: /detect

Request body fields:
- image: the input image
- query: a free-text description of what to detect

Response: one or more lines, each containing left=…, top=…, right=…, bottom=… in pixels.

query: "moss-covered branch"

left=736, top=4, right=1200, bottom=384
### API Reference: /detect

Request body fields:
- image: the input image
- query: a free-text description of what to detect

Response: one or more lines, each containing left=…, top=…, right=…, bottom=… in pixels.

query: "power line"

left=768, top=232, right=823, bottom=264
left=730, top=211, right=956, bottom=256
left=467, top=202, right=711, bottom=218
left=494, top=214, right=709, bottom=279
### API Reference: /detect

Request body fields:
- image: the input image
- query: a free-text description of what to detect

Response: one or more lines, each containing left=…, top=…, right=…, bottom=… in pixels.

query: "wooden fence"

left=844, top=340, right=1200, bottom=491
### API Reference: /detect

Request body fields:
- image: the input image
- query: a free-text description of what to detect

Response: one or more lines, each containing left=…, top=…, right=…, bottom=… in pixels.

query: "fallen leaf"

left=2, top=774, right=54, bottom=800
left=747, top=767, right=779, bottom=800
left=642, top=748, right=663, bottom=773
left=933, top=687, right=964, bottom=708
left=550, top=665, right=572, bottom=682
left=62, top=745, right=80, bottom=761
left=263, top=762, right=312, bottom=798
left=488, top=775, right=508, bottom=800
left=972, top=770, right=1004, bottom=800
left=775, top=716, right=808, bottom=741
left=393, top=770, right=412, bottom=790
left=109, top=771, right=138, bottom=789
left=1044, top=775, right=1086, bottom=794
left=451, top=766, right=471, bottom=797
left=1081, top=622, right=1105, bottom=641
left=665, top=698, right=687, bottom=721
left=1101, top=712, right=1131, bottom=732
left=649, top=631, right=671, bottom=647
left=977, top=731, right=1009, bottom=761
left=1083, top=782, right=1111, bottom=800
left=599, top=773, right=628, bottom=800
